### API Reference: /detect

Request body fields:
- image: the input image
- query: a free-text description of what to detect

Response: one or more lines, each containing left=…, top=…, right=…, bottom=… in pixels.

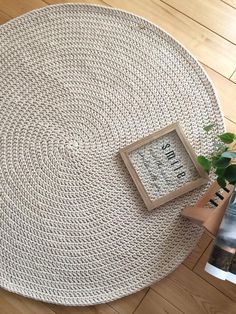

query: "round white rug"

left=0, top=4, right=225, bottom=306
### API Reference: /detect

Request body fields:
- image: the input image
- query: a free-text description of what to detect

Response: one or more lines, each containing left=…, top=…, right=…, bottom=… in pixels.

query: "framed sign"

left=120, top=122, right=208, bottom=210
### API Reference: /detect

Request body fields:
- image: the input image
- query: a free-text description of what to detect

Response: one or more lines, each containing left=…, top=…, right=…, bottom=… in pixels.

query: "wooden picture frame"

left=120, top=122, right=208, bottom=210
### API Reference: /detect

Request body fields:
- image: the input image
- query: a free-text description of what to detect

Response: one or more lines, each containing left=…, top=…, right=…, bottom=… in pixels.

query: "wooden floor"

left=0, top=0, right=236, bottom=313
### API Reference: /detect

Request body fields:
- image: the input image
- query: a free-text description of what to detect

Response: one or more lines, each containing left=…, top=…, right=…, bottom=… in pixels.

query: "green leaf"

left=218, top=133, right=235, bottom=144
left=217, top=176, right=226, bottom=188
left=214, top=157, right=231, bottom=168
left=222, top=151, right=236, bottom=159
left=215, top=167, right=225, bottom=177
left=197, top=156, right=211, bottom=173
left=203, top=124, right=215, bottom=132
left=211, top=155, right=221, bottom=167
left=225, top=165, right=236, bottom=182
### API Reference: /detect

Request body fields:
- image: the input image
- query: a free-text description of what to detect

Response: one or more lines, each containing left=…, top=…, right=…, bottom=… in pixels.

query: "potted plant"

left=197, top=124, right=236, bottom=188
left=197, top=125, right=236, bottom=283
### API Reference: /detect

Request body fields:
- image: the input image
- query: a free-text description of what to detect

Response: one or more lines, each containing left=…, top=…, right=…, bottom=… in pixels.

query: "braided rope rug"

left=0, top=4, right=225, bottom=306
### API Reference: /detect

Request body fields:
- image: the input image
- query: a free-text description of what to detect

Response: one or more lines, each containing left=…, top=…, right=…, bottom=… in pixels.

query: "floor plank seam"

left=191, top=239, right=213, bottom=271
left=0, top=9, right=12, bottom=19
left=225, top=117, right=236, bottom=126
left=200, top=61, right=236, bottom=82
left=160, top=0, right=236, bottom=46
left=42, top=0, right=50, bottom=5
left=221, top=0, right=236, bottom=10
left=45, top=305, right=58, bottom=314
left=132, top=287, right=150, bottom=314
left=108, top=303, right=121, bottom=314
left=192, top=271, right=236, bottom=303
left=182, top=246, right=210, bottom=271
left=193, top=262, right=236, bottom=302
left=182, top=261, right=194, bottom=271
left=102, top=0, right=118, bottom=7
left=230, top=68, right=236, bottom=79
left=149, top=287, right=185, bottom=314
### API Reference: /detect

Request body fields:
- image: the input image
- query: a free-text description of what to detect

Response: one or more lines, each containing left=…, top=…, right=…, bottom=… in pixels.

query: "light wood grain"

left=45, top=0, right=108, bottom=5
left=48, top=304, right=117, bottom=314
left=1, top=1, right=236, bottom=313
left=134, top=289, right=181, bottom=314
left=230, top=69, right=236, bottom=83
left=194, top=241, right=236, bottom=302
left=103, top=0, right=236, bottom=78
left=222, top=0, right=236, bottom=9
left=203, top=65, right=236, bottom=123
left=152, top=264, right=236, bottom=314
left=225, top=118, right=236, bottom=133
left=109, top=288, right=148, bottom=314
left=162, top=0, right=236, bottom=44
left=183, top=232, right=213, bottom=269
left=0, top=9, right=11, bottom=24
left=0, top=289, right=56, bottom=314
left=0, top=0, right=46, bottom=17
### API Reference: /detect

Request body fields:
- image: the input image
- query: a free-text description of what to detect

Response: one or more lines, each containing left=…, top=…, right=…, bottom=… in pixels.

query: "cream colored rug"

left=0, top=4, right=224, bottom=305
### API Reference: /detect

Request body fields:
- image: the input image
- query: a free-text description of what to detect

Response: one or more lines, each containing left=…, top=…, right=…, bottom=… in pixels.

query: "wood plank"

left=102, top=0, right=236, bottom=78
left=0, top=10, right=11, bottom=24
left=152, top=264, right=236, bottom=313
left=162, top=0, right=236, bottom=44
left=2, top=0, right=236, bottom=78
left=230, top=69, right=236, bottom=83
left=0, top=289, right=56, bottom=314
left=203, top=65, right=236, bottom=123
left=225, top=118, right=236, bottom=133
left=45, top=0, right=108, bottom=5
left=183, top=231, right=213, bottom=269
left=0, top=2, right=236, bottom=314
left=48, top=304, right=117, bottom=314
left=222, top=0, right=236, bottom=9
left=134, top=289, right=181, bottom=314
left=0, top=0, right=46, bottom=18
left=109, top=288, right=148, bottom=314
left=194, top=241, right=236, bottom=303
